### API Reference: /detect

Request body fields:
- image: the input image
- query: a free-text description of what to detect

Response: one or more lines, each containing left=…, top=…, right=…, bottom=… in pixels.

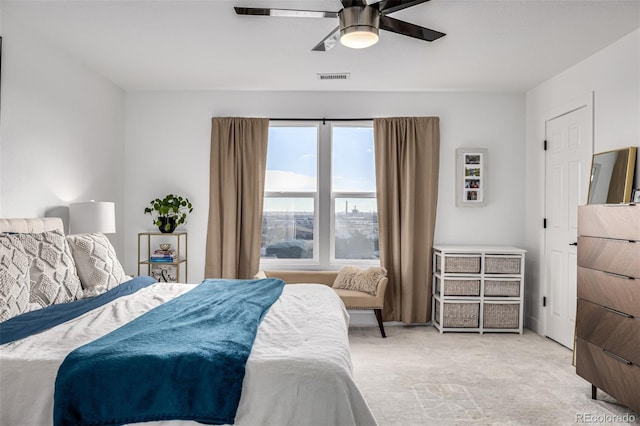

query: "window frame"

left=259, top=120, right=379, bottom=270
left=261, top=122, right=320, bottom=267
left=329, top=122, right=378, bottom=265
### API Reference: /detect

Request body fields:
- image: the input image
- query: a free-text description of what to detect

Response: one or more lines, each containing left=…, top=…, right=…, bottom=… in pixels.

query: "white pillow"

left=0, top=235, right=31, bottom=322
left=66, top=233, right=126, bottom=298
left=13, top=230, right=83, bottom=308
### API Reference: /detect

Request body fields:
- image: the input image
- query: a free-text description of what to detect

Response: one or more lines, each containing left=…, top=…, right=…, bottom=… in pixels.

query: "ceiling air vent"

left=317, top=72, right=350, bottom=80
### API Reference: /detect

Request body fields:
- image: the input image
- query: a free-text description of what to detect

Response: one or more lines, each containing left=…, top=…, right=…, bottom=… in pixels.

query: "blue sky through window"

left=265, top=127, right=317, bottom=192
left=264, top=125, right=376, bottom=212
left=332, top=127, right=376, bottom=193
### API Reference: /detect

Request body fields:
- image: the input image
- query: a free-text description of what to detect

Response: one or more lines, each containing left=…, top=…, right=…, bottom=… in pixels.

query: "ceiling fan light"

left=338, top=6, right=380, bottom=49
left=340, top=28, right=379, bottom=49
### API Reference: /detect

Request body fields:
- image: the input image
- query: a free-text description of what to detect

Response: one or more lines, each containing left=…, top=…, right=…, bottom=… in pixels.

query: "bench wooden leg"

left=374, top=309, right=386, bottom=338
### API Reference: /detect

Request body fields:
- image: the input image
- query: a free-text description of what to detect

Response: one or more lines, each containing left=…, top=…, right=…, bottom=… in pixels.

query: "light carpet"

left=349, top=326, right=639, bottom=426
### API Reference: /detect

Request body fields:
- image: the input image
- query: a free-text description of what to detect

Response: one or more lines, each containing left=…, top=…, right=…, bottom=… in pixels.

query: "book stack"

left=150, top=249, right=176, bottom=262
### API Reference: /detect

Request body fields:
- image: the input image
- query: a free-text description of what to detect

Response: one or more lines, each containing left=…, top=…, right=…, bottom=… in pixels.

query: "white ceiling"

left=2, top=0, right=639, bottom=92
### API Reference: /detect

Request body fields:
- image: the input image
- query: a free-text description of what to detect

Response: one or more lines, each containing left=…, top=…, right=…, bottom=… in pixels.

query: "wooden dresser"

left=576, top=204, right=640, bottom=411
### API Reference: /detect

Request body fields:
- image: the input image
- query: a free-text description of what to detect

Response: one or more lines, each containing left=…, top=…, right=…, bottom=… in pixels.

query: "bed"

left=0, top=218, right=377, bottom=426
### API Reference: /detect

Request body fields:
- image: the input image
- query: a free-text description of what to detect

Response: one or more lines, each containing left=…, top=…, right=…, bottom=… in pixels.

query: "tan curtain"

left=374, top=117, right=440, bottom=323
left=205, top=117, right=269, bottom=279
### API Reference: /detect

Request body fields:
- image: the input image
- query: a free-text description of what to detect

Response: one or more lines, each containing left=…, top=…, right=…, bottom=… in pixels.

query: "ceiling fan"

left=234, top=0, right=445, bottom=51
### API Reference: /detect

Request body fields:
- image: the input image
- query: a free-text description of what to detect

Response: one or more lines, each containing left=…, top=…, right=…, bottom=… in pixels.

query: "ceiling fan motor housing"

left=339, top=6, right=380, bottom=48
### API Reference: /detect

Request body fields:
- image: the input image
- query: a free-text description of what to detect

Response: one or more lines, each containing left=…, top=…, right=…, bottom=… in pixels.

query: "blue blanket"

left=0, top=276, right=157, bottom=345
left=54, top=278, right=285, bottom=426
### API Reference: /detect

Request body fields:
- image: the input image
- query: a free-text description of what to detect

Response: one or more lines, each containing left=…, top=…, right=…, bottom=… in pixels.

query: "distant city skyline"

left=261, top=209, right=378, bottom=260
left=262, top=197, right=378, bottom=214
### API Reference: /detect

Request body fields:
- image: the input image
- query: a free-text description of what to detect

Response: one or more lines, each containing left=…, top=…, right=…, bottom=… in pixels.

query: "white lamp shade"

left=69, top=201, right=116, bottom=234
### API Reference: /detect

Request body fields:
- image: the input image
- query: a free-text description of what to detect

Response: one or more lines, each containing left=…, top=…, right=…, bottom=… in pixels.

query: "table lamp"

left=69, top=201, right=116, bottom=234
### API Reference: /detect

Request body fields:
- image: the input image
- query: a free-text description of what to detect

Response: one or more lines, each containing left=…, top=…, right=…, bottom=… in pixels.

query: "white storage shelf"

left=432, top=245, right=526, bottom=334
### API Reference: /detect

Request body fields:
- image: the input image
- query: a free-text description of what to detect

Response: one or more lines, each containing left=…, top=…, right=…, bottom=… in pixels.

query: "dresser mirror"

left=587, top=146, right=637, bottom=204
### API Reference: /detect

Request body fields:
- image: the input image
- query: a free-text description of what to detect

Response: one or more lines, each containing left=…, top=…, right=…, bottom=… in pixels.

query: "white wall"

left=524, top=29, right=640, bottom=333
left=124, top=91, right=525, bottom=284
left=0, top=17, right=126, bottom=255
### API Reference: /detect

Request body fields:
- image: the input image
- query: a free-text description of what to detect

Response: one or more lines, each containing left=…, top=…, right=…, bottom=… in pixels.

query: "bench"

left=254, top=270, right=387, bottom=337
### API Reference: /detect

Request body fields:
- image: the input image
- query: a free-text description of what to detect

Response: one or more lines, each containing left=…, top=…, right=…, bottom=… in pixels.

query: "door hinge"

left=543, top=218, right=547, bottom=229
left=544, top=140, right=548, bottom=151
left=543, top=296, right=547, bottom=307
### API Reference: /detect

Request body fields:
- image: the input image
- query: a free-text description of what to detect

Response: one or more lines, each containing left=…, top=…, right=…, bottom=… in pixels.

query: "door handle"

left=569, top=242, right=578, bottom=246
left=602, top=348, right=632, bottom=365
left=603, top=271, right=635, bottom=280
left=600, top=305, right=634, bottom=319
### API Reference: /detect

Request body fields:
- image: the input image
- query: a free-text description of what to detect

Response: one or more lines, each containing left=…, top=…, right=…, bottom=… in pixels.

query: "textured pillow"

left=0, top=235, right=31, bottom=322
left=13, top=230, right=83, bottom=307
left=66, top=233, right=126, bottom=298
left=333, top=266, right=387, bottom=296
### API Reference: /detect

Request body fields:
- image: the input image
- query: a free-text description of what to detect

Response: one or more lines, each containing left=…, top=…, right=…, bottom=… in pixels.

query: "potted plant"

left=144, top=194, right=193, bottom=233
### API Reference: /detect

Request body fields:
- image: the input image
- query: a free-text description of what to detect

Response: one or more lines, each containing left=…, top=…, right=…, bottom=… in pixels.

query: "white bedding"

left=0, top=282, right=377, bottom=426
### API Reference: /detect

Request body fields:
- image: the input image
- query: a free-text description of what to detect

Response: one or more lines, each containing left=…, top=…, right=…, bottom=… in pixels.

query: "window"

left=262, top=125, right=318, bottom=261
left=261, top=121, right=378, bottom=267
left=331, top=126, right=378, bottom=261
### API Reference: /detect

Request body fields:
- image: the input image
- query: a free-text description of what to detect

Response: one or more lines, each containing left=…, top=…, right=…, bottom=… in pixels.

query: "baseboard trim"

left=348, top=310, right=379, bottom=327
left=351, top=311, right=543, bottom=334
left=526, top=315, right=543, bottom=335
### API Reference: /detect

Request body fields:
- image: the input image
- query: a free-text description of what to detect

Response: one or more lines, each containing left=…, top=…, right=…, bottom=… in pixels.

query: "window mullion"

left=317, top=123, right=332, bottom=267
left=332, top=192, right=376, bottom=198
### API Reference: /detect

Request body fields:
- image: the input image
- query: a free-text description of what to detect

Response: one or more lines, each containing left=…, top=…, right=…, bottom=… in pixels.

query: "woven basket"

left=485, top=256, right=521, bottom=274
left=436, top=277, right=480, bottom=296
left=443, top=256, right=481, bottom=273
left=484, top=280, right=520, bottom=297
left=483, top=303, right=519, bottom=329
left=435, top=302, right=479, bottom=328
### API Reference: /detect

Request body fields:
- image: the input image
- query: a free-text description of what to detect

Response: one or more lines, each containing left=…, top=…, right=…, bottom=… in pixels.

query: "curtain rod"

left=269, top=118, right=372, bottom=125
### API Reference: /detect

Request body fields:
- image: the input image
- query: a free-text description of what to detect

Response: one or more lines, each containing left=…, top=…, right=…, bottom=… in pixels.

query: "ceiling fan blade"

left=340, top=0, right=368, bottom=8
left=312, top=26, right=341, bottom=52
left=234, top=7, right=338, bottom=19
left=379, top=15, right=445, bottom=42
left=374, top=0, right=431, bottom=15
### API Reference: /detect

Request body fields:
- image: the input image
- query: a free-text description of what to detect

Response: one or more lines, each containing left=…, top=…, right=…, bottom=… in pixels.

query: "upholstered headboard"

left=0, top=218, right=64, bottom=233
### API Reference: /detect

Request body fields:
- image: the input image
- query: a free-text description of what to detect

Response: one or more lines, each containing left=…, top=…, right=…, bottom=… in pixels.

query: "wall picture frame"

left=456, top=148, right=487, bottom=207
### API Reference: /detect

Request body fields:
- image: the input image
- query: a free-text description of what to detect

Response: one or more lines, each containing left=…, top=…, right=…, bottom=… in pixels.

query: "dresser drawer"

left=576, top=338, right=640, bottom=412
left=485, top=256, right=521, bottom=274
left=434, top=276, right=480, bottom=296
left=435, top=253, right=481, bottom=274
left=577, top=236, right=640, bottom=278
left=578, top=205, right=640, bottom=241
left=576, top=299, right=640, bottom=366
left=578, top=267, right=640, bottom=318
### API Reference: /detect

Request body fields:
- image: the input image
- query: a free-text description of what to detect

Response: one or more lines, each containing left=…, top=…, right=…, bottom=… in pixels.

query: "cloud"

left=265, top=170, right=316, bottom=192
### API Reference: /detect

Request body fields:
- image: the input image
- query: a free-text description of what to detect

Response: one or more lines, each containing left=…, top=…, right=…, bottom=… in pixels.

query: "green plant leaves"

left=144, top=194, right=193, bottom=229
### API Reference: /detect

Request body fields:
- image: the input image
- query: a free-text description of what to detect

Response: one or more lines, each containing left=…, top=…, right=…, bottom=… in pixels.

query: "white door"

left=544, top=106, right=592, bottom=349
